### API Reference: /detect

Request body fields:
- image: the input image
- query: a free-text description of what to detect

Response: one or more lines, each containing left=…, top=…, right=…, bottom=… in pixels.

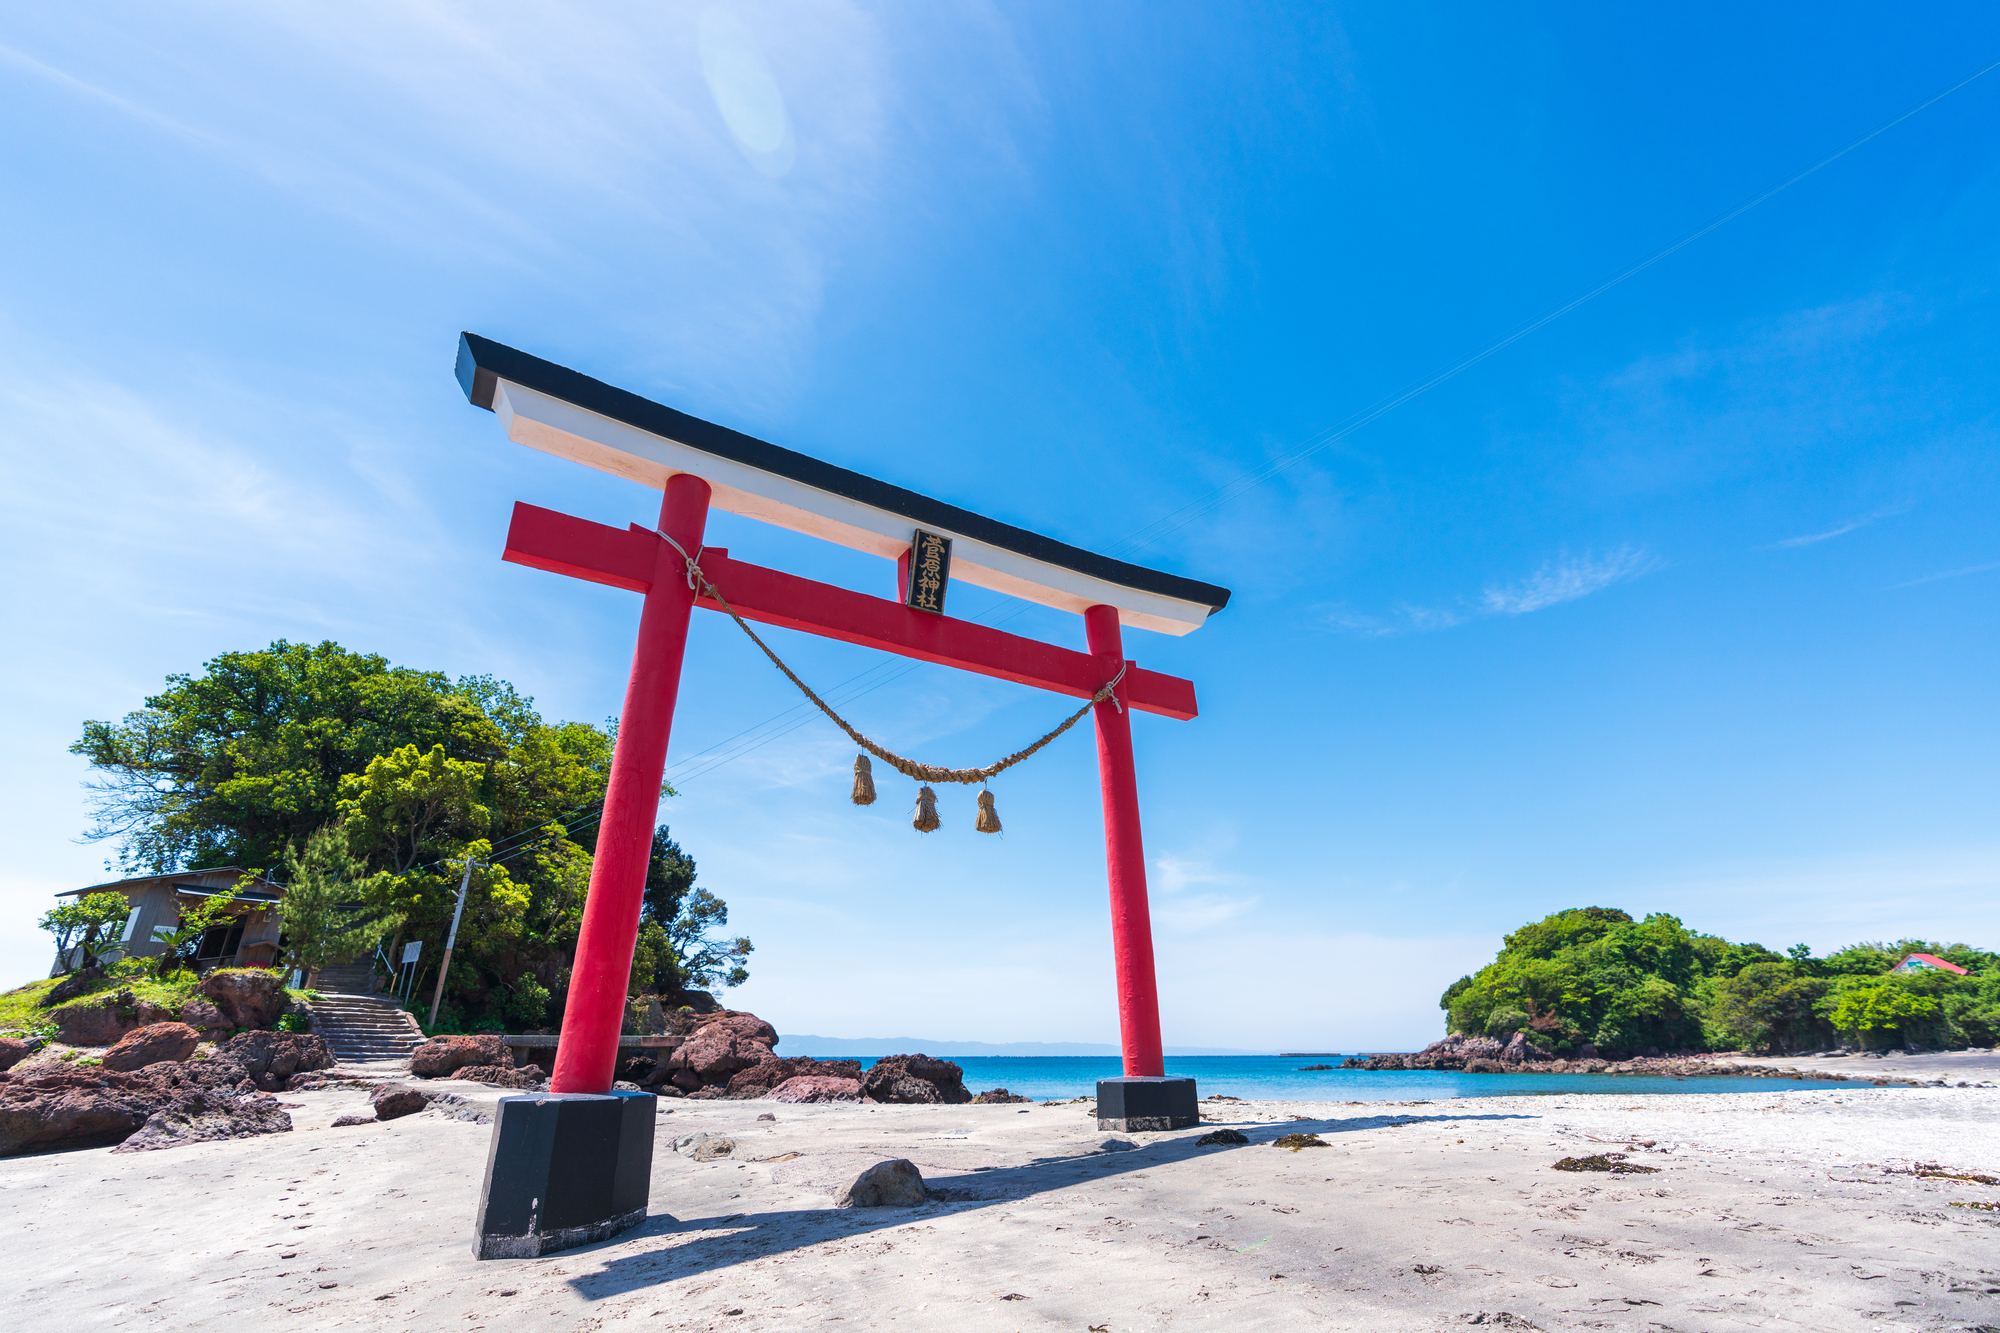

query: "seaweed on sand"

left=1552, top=1153, right=1659, bottom=1174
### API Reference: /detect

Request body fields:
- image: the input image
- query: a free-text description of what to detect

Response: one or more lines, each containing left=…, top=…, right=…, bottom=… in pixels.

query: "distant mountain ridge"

left=777, top=1034, right=1265, bottom=1057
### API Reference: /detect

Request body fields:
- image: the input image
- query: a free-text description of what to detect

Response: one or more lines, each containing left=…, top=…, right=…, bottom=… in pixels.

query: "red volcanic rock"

left=410, top=1034, right=514, bottom=1079
left=724, top=1056, right=863, bottom=1098
left=220, top=1031, right=335, bottom=1091
left=667, top=1030, right=771, bottom=1083
left=369, top=1084, right=431, bottom=1120
left=450, top=1064, right=546, bottom=1089
left=0, top=1038, right=44, bottom=1072
left=199, top=969, right=288, bottom=1031
left=861, top=1055, right=971, bottom=1105
left=768, top=1075, right=865, bottom=1103
left=0, top=1057, right=274, bottom=1157
left=101, top=1023, right=201, bottom=1072
left=178, top=998, right=229, bottom=1038
left=53, top=998, right=134, bottom=1048
left=112, top=1091, right=291, bottom=1153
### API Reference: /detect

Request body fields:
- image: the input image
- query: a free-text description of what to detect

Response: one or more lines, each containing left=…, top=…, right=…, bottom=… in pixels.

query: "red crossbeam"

left=503, top=502, right=1198, bottom=721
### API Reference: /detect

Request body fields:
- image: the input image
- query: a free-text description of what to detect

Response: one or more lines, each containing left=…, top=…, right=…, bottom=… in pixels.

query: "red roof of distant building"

left=1898, top=953, right=1969, bottom=975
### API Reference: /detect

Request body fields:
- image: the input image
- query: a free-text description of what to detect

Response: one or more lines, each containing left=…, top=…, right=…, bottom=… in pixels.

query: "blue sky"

left=2, top=4, right=1995, bottom=1049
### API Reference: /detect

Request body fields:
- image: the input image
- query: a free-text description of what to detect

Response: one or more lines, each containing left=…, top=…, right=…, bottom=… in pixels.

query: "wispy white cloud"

left=1767, top=505, right=1907, bottom=550
left=1325, top=545, right=1658, bottom=637
left=1888, top=561, right=2000, bottom=590
left=1152, top=854, right=1259, bottom=932
left=1772, top=519, right=1868, bottom=549
left=1481, top=546, right=1657, bottom=616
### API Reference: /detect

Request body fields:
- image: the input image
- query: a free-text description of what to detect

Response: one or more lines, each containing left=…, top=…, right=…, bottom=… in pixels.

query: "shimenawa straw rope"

left=658, top=530, right=1127, bottom=787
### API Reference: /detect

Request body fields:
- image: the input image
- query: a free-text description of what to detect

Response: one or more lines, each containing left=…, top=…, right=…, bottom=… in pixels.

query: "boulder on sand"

left=449, top=1064, right=546, bottom=1089
left=667, top=1029, right=773, bottom=1084
left=834, top=1159, right=927, bottom=1208
left=861, top=1054, right=972, bottom=1105
left=971, top=1087, right=1031, bottom=1104
left=369, top=1084, right=432, bottom=1121
left=101, top=1022, right=201, bottom=1072
left=768, top=1075, right=865, bottom=1103
left=199, top=969, right=288, bottom=1031
left=409, top=1034, right=513, bottom=1079
left=111, top=1089, right=291, bottom=1153
left=220, top=1031, right=335, bottom=1091
left=724, top=1055, right=863, bottom=1098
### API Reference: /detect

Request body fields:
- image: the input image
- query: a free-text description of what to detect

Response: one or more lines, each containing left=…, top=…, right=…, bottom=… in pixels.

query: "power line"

left=1109, top=54, right=2000, bottom=556
left=601, top=56, right=2000, bottom=794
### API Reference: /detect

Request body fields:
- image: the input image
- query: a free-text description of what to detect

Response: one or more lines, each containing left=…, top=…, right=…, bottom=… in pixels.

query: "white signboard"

left=401, top=941, right=423, bottom=964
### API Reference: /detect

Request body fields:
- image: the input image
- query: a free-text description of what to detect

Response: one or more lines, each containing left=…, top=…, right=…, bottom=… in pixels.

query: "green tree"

left=68, top=641, right=634, bottom=1029
left=273, top=826, right=401, bottom=981
left=668, top=888, right=753, bottom=991
left=38, top=892, right=136, bottom=973
left=629, top=826, right=750, bottom=994
left=1823, top=982, right=1942, bottom=1046
left=1707, top=962, right=1834, bottom=1052
left=70, top=640, right=511, bottom=873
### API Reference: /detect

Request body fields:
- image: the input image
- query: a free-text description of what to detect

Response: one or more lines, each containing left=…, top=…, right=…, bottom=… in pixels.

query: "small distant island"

left=1342, top=906, right=1995, bottom=1074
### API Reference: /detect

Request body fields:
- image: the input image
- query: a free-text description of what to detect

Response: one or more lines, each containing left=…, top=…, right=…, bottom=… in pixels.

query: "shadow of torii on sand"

left=561, top=1107, right=1545, bottom=1300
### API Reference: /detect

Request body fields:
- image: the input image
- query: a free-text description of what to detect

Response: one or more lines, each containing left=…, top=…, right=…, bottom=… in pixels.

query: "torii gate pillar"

left=1086, top=604, right=1198, bottom=1132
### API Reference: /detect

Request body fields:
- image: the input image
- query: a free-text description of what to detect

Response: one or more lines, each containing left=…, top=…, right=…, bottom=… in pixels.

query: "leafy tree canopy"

left=1445, top=908, right=1997, bottom=1055
left=38, top=892, right=135, bottom=974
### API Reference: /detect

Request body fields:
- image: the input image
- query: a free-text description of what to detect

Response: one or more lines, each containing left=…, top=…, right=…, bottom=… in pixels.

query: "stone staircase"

left=307, top=963, right=425, bottom=1065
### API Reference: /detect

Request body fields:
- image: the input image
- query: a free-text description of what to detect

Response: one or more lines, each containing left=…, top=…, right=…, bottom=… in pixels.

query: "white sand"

left=5, top=1077, right=1998, bottom=1332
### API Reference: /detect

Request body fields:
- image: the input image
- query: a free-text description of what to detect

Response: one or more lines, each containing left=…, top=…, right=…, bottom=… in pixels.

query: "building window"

left=196, top=923, right=245, bottom=964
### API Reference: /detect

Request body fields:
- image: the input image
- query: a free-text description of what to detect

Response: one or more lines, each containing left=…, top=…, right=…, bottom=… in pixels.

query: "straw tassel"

left=911, top=785, right=940, bottom=833
left=851, top=754, right=877, bottom=806
left=975, top=789, right=1001, bottom=834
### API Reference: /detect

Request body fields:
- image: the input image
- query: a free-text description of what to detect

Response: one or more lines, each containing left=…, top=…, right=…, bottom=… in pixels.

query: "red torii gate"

left=456, top=334, right=1229, bottom=1259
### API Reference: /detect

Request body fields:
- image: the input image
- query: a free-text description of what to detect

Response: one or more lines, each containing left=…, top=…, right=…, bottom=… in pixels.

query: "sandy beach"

left=5, top=1072, right=1997, bottom=1333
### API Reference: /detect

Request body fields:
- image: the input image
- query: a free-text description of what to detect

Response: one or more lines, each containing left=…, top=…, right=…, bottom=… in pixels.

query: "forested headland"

left=61, top=640, right=749, bottom=1032
left=1442, top=907, right=1999, bottom=1056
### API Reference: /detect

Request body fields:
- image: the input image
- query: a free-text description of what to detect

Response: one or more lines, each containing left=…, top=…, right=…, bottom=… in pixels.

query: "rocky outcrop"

left=53, top=996, right=135, bottom=1048
left=199, top=969, right=288, bottom=1031
left=39, top=968, right=106, bottom=1008
left=723, top=1056, right=863, bottom=1098
left=369, top=1084, right=432, bottom=1120
left=0, top=1055, right=283, bottom=1157
left=666, top=1029, right=773, bottom=1086
left=219, top=1031, right=335, bottom=1092
left=449, top=1064, right=547, bottom=1090
left=409, top=1034, right=514, bottom=1079
left=111, top=1090, right=291, bottom=1153
left=861, top=1054, right=972, bottom=1105
left=101, top=1022, right=201, bottom=1072
left=0, top=1038, right=44, bottom=1072
left=178, top=998, right=229, bottom=1040
left=970, top=1088, right=1031, bottom=1104
left=1331, top=1039, right=1901, bottom=1084
left=834, top=1159, right=926, bottom=1208
left=768, top=1075, right=865, bottom=1103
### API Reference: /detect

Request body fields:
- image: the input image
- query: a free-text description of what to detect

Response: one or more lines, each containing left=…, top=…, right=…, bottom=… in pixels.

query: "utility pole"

left=427, top=858, right=482, bottom=1029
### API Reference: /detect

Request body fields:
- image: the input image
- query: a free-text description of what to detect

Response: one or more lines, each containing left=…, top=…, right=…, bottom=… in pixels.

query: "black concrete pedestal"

left=1096, top=1075, right=1199, bottom=1131
left=473, top=1090, right=656, bottom=1259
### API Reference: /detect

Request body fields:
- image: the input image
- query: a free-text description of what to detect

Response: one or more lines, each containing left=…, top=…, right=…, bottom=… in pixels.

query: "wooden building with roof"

left=49, top=867, right=287, bottom=976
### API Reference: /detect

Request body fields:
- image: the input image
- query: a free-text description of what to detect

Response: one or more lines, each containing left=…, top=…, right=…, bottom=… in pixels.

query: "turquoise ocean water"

left=852, top=1055, right=1866, bottom=1102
